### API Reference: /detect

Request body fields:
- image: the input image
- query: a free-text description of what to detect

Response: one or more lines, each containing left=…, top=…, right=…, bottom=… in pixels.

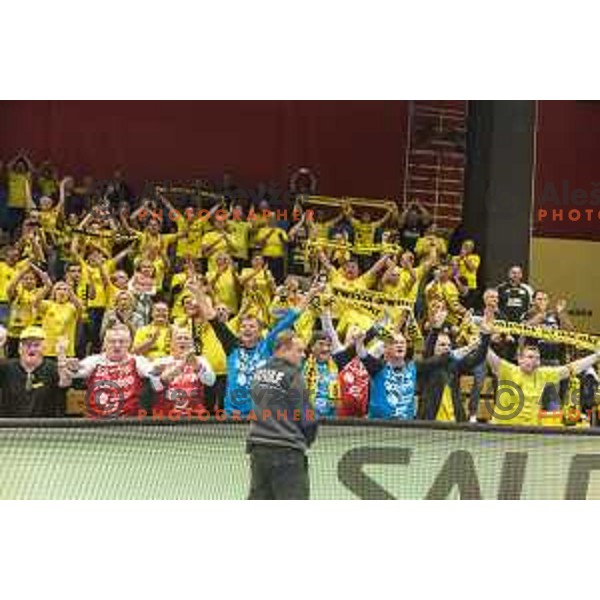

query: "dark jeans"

left=469, top=362, right=497, bottom=418
left=88, top=308, right=105, bottom=353
left=204, top=374, right=227, bottom=413
left=247, top=444, right=310, bottom=500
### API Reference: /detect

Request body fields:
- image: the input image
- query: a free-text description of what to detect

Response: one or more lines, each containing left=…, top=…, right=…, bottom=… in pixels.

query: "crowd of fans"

left=0, top=152, right=598, bottom=426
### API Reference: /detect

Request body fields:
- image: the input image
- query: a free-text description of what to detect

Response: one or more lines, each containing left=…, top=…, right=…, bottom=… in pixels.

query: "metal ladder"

left=402, top=100, right=468, bottom=233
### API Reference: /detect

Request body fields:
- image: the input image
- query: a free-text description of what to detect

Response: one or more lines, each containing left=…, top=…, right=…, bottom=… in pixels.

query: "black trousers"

left=247, top=444, right=310, bottom=500
left=204, top=374, right=227, bottom=413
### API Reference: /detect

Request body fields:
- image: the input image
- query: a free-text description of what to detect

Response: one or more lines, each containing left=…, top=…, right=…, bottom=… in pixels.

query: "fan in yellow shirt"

left=347, top=202, right=395, bottom=259
left=253, top=216, right=288, bottom=281
left=105, top=270, right=130, bottom=309
left=35, top=281, right=82, bottom=357
left=5, top=263, right=52, bottom=356
left=452, top=240, right=481, bottom=291
left=414, top=224, right=447, bottom=261
left=254, top=219, right=288, bottom=258
left=6, top=155, right=33, bottom=209
left=206, top=253, right=240, bottom=314
left=307, top=205, right=346, bottom=242
left=228, top=204, right=253, bottom=263
left=169, top=260, right=203, bottom=320
left=486, top=343, right=600, bottom=426
left=36, top=161, right=59, bottom=198
left=201, top=220, right=236, bottom=271
left=174, top=296, right=228, bottom=377
left=36, top=177, right=70, bottom=245
left=239, top=255, right=277, bottom=308
left=395, top=251, right=436, bottom=304
left=424, top=264, right=467, bottom=326
left=0, top=247, right=26, bottom=309
left=318, top=251, right=391, bottom=334
left=132, top=302, right=172, bottom=359
left=123, top=215, right=183, bottom=260
left=157, top=194, right=217, bottom=261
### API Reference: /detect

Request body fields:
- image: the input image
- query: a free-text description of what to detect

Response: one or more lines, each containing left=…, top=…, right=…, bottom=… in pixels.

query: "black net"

left=1, top=419, right=600, bottom=499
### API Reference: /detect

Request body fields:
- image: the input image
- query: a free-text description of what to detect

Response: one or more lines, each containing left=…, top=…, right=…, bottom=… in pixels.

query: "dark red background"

left=534, top=100, right=600, bottom=241
left=0, top=100, right=409, bottom=200
left=4, top=100, right=600, bottom=241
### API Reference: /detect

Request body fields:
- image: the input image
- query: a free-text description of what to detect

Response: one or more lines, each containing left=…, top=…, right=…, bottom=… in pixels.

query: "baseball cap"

left=20, top=326, right=46, bottom=341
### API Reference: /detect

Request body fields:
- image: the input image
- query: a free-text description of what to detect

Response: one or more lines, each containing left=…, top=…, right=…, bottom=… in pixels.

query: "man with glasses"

left=0, top=326, right=70, bottom=417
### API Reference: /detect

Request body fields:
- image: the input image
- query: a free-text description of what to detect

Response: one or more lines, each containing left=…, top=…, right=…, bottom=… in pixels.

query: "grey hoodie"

left=248, top=356, right=318, bottom=453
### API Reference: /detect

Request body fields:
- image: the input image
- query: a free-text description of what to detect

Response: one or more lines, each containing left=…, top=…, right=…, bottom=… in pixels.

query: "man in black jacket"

left=247, top=330, right=317, bottom=500
left=0, top=326, right=71, bottom=417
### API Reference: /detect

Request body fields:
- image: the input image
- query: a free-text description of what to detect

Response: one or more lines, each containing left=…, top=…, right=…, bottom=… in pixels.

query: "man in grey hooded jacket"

left=247, top=330, right=318, bottom=500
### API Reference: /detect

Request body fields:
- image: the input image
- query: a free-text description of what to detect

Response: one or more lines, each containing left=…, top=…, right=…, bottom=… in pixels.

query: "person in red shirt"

left=64, top=324, right=162, bottom=418
left=152, top=327, right=216, bottom=418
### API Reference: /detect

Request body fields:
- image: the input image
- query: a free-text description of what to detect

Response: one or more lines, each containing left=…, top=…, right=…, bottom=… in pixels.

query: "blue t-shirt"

left=368, top=361, right=417, bottom=420
left=224, top=309, right=300, bottom=417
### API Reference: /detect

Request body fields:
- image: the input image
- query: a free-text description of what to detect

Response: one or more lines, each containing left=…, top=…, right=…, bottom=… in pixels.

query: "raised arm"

left=557, top=350, right=600, bottom=381
left=354, top=331, right=385, bottom=377
left=6, top=263, right=30, bottom=301
left=55, top=177, right=72, bottom=216
left=320, top=309, right=342, bottom=353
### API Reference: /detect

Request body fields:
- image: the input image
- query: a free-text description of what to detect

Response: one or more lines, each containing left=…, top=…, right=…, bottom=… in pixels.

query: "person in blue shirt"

left=357, top=330, right=420, bottom=420
left=201, top=283, right=323, bottom=417
left=356, top=307, right=492, bottom=420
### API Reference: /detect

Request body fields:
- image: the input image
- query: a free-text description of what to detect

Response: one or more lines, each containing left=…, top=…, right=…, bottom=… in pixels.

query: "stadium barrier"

left=2, top=419, right=600, bottom=499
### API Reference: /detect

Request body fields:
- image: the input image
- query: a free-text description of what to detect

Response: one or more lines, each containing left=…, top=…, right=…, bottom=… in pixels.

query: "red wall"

left=534, top=100, right=600, bottom=241
left=0, top=100, right=408, bottom=200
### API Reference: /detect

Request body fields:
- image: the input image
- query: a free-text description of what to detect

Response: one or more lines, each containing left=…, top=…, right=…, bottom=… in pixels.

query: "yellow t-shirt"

left=240, top=268, right=274, bottom=304
left=455, top=254, right=481, bottom=290
left=254, top=227, right=288, bottom=258
left=207, top=268, right=239, bottom=314
left=228, top=221, right=252, bottom=260
left=133, top=324, right=171, bottom=359
left=175, top=218, right=204, bottom=259
left=7, top=171, right=30, bottom=208
left=106, top=283, right=127, bottom=310
left=70, top=276, right=91, bottom=321
left=39, top=208, right=59, bottom=236
left=436, top=385, right=456, bottom=422
left=151, top=257, right=166, bottom=289
left=330, top=268, right=373, bottom=292
left=415, top=235, right=447, bottom=259
left=7, top=286, right=37, bottom=337
left=201, top=230, right=229, bottom=270
left=352, top=221, right=377, bottom=255
left=38, top=300, right=78, bottom=357
left=136, top=231, right=177, bottom=257
left=425, top=280, right=463, bottom=325
left=170, top=272, right=192, bottom=320
left=399, top=265, right=426, bottom=304
left=0, top=261, right=27, bottom=303
left=492, top=361, right=562, bottom=426
left=83, top=229, right=115, bottom=257
left=174, top=317, right=227, bottom=375
left=82, top=259, right=116, bottom=309
left=329, top=269, right=375, bottom=334
left=313, top=221, right=331, bottom=241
